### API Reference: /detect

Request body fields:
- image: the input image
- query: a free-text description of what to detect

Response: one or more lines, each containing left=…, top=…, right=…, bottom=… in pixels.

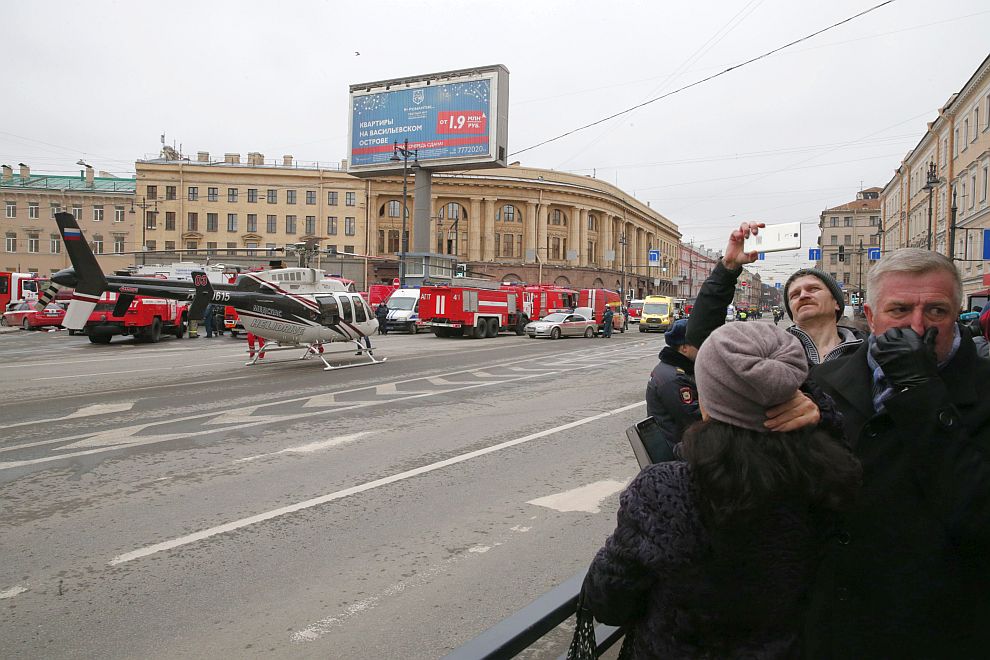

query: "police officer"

left=645, top=319, right=699, bottom=454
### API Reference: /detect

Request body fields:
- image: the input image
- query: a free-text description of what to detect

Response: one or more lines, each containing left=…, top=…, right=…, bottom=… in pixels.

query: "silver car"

left=524, top=312, right=597, bottom=339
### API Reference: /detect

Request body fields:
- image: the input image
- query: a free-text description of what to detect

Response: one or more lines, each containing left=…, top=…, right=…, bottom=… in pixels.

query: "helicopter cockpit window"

left=351, top=295, right=367, bottom=322
left=317, top=296, right=339, bottom=325
left=338, top=295, right=353, bottom=322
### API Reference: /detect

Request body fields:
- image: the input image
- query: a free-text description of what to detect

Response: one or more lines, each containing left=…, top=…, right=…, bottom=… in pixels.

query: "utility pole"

left=857, top=238, right=864, bottom=314
left=947, top=186, right=958, bottom=261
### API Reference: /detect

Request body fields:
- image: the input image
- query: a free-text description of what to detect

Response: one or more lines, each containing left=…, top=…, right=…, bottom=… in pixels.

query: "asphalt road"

left=0, top=325, right=664, bottom=659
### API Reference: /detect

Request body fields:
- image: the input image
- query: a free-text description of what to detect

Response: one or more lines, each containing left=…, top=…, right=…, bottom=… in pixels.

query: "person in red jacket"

left=246, top=332, right=266, bottom=360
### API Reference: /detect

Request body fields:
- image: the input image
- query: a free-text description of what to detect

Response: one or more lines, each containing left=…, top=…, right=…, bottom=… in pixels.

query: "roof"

left=0, top=174, right=135, bottom=193
left=823, top=198, right=880, bottom=213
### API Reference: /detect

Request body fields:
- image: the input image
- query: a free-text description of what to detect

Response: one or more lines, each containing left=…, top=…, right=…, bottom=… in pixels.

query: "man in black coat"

left=806, top=248, right=990, bottom=658
left=375, top=302, right=389, bottom=335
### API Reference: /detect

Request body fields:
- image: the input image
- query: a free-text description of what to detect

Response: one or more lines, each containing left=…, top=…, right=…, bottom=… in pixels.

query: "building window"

left=587, top=213, right=597, bottom=231
left=227, top=213, right=237, bottom=232
left=830, top=235, right=838, bottom=245
left=964, top=118, right=970, bottom=147
left=971, top=175, right=977, bottom=208
left=843, top=217, right=853, bottom=227
left=228, top=188, right=238, bottom=203
left=145, top=239, right=156, bottom=252
left=328, top=191, right=338, bottom=205
left=266, top=243, right=277, bottom=255
left=344, top=217, right=356, bottom=236
left=551, top=209, right=567, bottom=226
left=286, top=215, right=296, bottom=234
left=28, top=234, right=39, bottom=253
left=208, top=187, right=218, bottom=202
left=830, top=254, right=838, bottom=264
left=147, top=185, right=157, bottom=200
left=5, top=201, right=15, bottom=218
left=247, top=214, right=257, bottom=232
left=982, top=165, right=988, bottom=202
left=206, top=241, right=217, bottom=255
left=327, top=216, right=338, bottom=235
left=93, top=236, right=104, bottom=254
left=5, top=233, right=15, bottom=252
left=344, top=245, right=354, bottom=254
left=870, top=234, right=879, bottom=246
left=164, top=241, right=175, bottom=252
left=50, top=234, right=61, bottom=253
left=165, top=185, right=176, bottom=200
left=387, top=200, right=401, bottom=217
left=165, top=211, right=176, bottom=231
left=844, top=234, right=852, bottom=245
left=345, top=192, right=356, bottom=206
left=187, top=212, right=199, bottom=231
left=267, top=189, right=277, bottom=204
left=286, top=190, right=297, bottom=205
left=72, top=206, right=82, bottom=221
left=843, top=272, right=850, bottom=283
left=28, top=202, right=39, bottom=219
left=115, top=206, right=125, bottom=222
left=145, top=211, right=157, bottom=230
left=388, top=230, right=400, bottom=253
left=954, top=128, right=960, bottom=156
left=188, top=186, right=199, bottom=201
left=377, top=230, right=385, bottom=253
left=305, top=216, right=316, bottom=235
left=496, top=204, right=517, bottom=222
left=50, top=202, right=61, bottom=218
left=113, top=235, right=125, bottom=253
left=93, top=205, right=104, bottom=222
left=248, top=188, right=258, bottom=203
left=226, top=242, right=237, bottom=252
left=186, top=241, right=197, bottom=251
left=550, top=236, right=562, bottom=259
left=869, top=216, right=880, bottom=226
left=206, top=213, right=218, bottom=232
left=306, top=190, right=316, bottom=205
left=266, top=215, right=276, bottom=233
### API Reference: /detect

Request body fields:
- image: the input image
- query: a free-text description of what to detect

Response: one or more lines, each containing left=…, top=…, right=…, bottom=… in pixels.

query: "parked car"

left=524, top=310, right=597, bottom=339
left=2, top=301, right=66, bottom=330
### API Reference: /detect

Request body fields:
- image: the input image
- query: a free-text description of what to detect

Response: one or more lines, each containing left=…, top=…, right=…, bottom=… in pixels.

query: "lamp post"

left=390, top=139, right=417, bottom=287
left=947, top=186, right=958, bottom=260
left=922, top=160, right=940, bottom=251
left=618, top=233, right=627, bottom=299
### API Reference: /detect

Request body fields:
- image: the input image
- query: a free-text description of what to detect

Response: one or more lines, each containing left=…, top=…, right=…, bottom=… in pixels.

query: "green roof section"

left=1, top=174, right=136, bottom=193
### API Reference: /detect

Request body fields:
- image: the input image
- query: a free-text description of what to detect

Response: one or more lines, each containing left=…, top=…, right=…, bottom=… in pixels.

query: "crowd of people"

left=582, top=221, right=990, bottom=659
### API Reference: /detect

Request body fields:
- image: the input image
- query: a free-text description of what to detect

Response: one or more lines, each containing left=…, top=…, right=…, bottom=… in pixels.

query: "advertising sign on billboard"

left=348, top=65, right=509, bottom=176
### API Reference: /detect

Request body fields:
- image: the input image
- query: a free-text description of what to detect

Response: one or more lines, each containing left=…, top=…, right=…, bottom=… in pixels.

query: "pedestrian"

left=601, top=306, right=614, bottom=338
left=203, top=303, right=215, bottom=338
left=187, top=316, right=200, bottom=338
left=583, top=322, right=861, bottom=658
left=644, top=319, right=699, bottom=455
left=375, top=302, right=389, bottom=335
left=622, top=304, right=630, bottom=329
left=246, top=331, right=266, bottom=359
left=805, top=248, right=990, bottom=658
left=688, top=221, right=864, bottom=365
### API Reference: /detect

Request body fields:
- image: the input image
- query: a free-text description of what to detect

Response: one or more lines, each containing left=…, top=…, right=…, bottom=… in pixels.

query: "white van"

left=385, top=288, right=425, bottom=334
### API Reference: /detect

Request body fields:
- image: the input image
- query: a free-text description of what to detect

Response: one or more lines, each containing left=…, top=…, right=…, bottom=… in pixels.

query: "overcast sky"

left=4, top=0, right=989, bottom=282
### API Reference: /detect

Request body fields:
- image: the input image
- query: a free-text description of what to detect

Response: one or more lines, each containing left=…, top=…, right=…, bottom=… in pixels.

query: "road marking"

left=527, top=480, right=629, bottom=513
left=235, top=432, right=372, bottom=462
left=107, top=400, right=645, bottom=565
left=3, top=401, right=135, bottom=430
left=0, top=586, right=28, bottom=599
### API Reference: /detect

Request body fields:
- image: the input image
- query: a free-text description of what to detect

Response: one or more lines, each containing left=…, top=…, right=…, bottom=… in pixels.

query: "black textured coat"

left=583, top=462, right=825, bottom=659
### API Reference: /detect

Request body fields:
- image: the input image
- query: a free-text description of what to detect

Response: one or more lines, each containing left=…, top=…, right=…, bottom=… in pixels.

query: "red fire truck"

left=578, top=288, right=626, bottom=333
left=83, top=291, right=189, bottom=344
left=501, top=284, right=579, bottom=323
left=420, top=285, right=527, bottom=338
left=0, top=272, right=48, bottom=309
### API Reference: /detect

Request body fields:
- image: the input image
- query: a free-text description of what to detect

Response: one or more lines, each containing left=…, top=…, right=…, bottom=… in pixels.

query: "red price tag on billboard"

left=437, top=111, right=487, bottom=134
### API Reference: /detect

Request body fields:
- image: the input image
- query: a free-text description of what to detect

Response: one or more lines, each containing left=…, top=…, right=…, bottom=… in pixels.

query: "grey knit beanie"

left=694, top=322, right=809, bottom=432
left=783, top=268, right=844, bottom=321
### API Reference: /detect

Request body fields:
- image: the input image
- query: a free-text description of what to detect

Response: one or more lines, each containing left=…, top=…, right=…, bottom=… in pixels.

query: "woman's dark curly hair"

left=679, top=420, right=862, bottom=528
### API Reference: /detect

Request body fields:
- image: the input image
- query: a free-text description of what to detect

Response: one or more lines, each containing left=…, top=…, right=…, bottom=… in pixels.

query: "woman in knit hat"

left=583, top=322, right=861, bottom=659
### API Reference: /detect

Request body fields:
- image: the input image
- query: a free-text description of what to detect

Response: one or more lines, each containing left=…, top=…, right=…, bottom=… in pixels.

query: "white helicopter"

left=51, top=212, right=386, bottom=370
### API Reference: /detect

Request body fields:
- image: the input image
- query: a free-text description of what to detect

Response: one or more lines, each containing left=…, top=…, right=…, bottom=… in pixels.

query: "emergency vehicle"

left=385, top=288, right=427, bottom=334
left=578, top=288, right=626, bottom=333
left=640, top=295, right=675, bottom=332
left=420, top=285, right=526, bottom=338
left=503, top=284, right=579, bottom=323
left=627, top=299, right=644, bottom=324
left=0, top=271, right=47, bottom=309
left=83, top=291, right=189, bottom=343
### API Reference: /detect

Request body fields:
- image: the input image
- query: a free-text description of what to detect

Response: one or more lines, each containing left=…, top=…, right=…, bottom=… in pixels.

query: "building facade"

left=816, top=187, right=883, bottom=305
left=677, top=241, right=719, bottom=301
left=880, top=53, right=990, bottom=304
left=1, top=163, right=136, bottom=274
left=136, top=153, right=682, bottom=295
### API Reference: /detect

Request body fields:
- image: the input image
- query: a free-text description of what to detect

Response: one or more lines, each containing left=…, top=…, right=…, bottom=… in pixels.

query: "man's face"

left=787, top=275, right=838, bottom=325
left=864, top=270, right=958, bottom=362
left=678, top=344, right=699, bottom=361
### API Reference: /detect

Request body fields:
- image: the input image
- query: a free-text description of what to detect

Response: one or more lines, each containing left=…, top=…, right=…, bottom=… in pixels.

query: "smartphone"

left=743, top=222, right=802, bottom=254
left=625, top=417, right=678, bottom=468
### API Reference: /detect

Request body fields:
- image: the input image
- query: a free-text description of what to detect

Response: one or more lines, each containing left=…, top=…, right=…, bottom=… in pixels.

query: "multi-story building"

left=677, top=241, right=719, bottom=301
left=816, top=187, right=883, bottom=305
left=136, top=152, right=682, bottom=295
left=881, top=53, right=990, bottom=305
left=1, top=162, right=136, bottom=274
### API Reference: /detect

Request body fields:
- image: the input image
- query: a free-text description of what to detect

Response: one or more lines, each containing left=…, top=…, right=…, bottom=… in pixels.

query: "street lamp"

left=947, top=186, right=958, bottom=260
left=922, top=160, right=940, bottom=251
left=390, top=139, right=417, bottom=287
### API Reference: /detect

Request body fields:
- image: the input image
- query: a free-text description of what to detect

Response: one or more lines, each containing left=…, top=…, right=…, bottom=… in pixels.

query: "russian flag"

left=64, top=228, right=83, bottom=241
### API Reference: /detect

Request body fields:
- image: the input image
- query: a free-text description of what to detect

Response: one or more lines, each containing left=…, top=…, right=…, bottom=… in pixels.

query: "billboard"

left=347, top=65, right=509, bottom=176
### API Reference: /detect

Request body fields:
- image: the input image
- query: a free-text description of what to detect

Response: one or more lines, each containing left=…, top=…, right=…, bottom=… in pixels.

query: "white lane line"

left=3, top=401, right=136, bottom=430
left=108, top=401, right=645, bottom=566
left=0, top=586, right=28, bottom=600
left=235, top=432, right=372, bottom=462
left=32, top=360, right=243, bottom=380
left=527, top=480, right=629, bottom=513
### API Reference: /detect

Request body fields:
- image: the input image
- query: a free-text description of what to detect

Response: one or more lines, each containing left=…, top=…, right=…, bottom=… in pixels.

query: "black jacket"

left=646, top=347, right=699, bottom=450
left=806, top=332, right=990, bottom=658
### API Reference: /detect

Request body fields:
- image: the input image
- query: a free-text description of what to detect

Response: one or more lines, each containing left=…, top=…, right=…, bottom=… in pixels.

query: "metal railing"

left=442, top=569, right=625, bottom=660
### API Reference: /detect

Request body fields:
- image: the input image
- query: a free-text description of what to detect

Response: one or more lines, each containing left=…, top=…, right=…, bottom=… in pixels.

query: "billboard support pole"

left=390, top=140, right=417, bottom=287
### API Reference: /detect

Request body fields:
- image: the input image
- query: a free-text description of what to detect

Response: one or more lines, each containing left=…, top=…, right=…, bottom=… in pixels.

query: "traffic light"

left=838, top=245, right=845, bottom=262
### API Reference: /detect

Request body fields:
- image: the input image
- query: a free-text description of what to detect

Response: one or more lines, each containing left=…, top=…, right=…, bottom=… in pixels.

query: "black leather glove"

left=870, top=326, right=939, bottom=389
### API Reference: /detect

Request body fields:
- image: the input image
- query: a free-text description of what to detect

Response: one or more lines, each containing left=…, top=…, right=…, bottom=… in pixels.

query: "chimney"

left=18, top=162, right=29, bottom=179
left=224, top=153, right=240, bottom=164
left=283, top=154, right=293, bottom=167
left=247, top=152, right=265, bottom=166
left=83, top=164, right=94, bottom=186
left=340, top=158, right=348, bottom=170
left=1, top=164, right=11, bottom=182
left=197, top=151, right=210, bottom=163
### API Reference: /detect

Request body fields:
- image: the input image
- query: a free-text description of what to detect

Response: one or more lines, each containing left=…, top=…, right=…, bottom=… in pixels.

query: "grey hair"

left=865, top=248, right=962, bottom=309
